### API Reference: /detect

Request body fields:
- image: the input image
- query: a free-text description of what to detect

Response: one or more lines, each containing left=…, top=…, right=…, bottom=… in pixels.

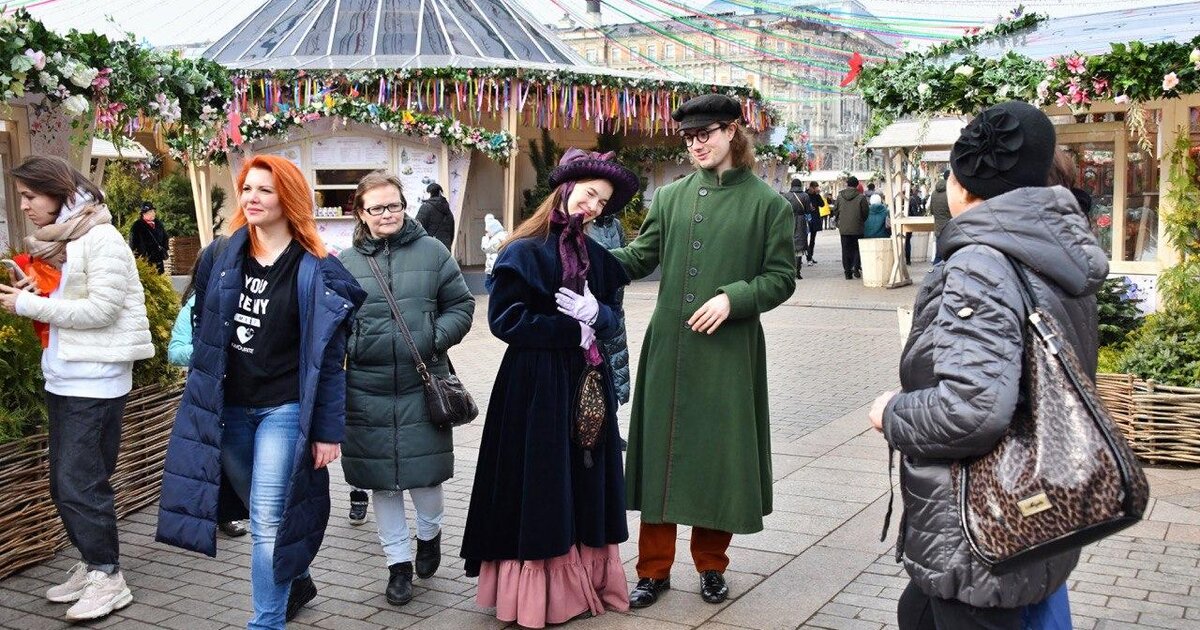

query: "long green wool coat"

left=612, top=166, right=795, bottom=534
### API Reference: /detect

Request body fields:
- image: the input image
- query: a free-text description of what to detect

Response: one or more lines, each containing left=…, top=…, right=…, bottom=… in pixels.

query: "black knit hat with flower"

left=950, top=101, right=1056, bottom=200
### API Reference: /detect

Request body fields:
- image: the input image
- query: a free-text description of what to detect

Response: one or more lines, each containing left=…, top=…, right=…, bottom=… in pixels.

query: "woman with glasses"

left=338, top=171, right=474, bottom=607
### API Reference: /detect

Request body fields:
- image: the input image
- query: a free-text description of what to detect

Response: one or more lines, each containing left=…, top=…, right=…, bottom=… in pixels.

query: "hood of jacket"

left=837, top=187, right=863, bottom=204
left=934, top=179, right=947, bottom=193
left=354, top=215, right=429, bottom=255
left=788, top=181, right=806, bottom=193
left=938, top=186, right=1108, bottom=297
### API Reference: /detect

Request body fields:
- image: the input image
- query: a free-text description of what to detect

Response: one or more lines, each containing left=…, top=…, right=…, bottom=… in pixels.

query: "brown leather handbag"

left=366, top=256, right=478, bottom=431
left=953, top=260, right=1149, bottom=573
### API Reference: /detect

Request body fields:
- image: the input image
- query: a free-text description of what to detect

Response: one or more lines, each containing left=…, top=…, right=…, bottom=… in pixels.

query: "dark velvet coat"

left=156, top=227, right=366, bottom=584
left=460, top=229, right=630, bottom=576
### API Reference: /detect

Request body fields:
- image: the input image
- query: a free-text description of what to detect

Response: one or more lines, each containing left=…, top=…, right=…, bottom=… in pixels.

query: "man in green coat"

left=611, top=94, right=796, bottom=608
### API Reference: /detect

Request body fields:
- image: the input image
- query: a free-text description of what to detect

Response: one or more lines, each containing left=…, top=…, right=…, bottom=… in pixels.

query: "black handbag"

left=952, top=259, right=1149, bottom=573
left=366, top=256, right=478, bottom=431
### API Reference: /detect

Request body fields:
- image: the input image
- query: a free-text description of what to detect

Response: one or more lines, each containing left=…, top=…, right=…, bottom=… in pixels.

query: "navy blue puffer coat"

left=156, top=227, right=365, bottom=583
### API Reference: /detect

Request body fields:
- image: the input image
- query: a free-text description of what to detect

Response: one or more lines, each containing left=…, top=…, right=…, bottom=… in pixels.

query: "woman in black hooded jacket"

left=867, top=102, right=1108, bottom=629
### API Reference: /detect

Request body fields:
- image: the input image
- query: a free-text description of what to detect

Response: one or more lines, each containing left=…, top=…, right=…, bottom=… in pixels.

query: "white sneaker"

left=64, top=570, right=132, bottom=621
left=45, top=562, right=88, bottom=603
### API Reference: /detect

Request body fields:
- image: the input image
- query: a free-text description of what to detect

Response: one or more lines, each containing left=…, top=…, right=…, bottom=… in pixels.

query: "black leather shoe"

left=285, top=575, right=317, bottom=621
left=845, top=272, right=854, bottom=280
left=629, top=577, right=670, bottom=608
left=218, top=520, right=248, bottom=537
left=415, top=532, right=441, bottom=579
left=386, top=562, right=414, bottom=606
left=700, top=571, right=729, bottom=604
left=853, top=269, right=863, bottom=279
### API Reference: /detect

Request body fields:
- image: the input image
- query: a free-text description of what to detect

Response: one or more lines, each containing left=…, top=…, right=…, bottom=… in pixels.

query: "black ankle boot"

left=386, top=562, right=414, bottom=606
left=415, top=531, right=441, bottom=579
left=285, top=575, right=317, bottom=621
left=795, top=257, right=804, bottom=279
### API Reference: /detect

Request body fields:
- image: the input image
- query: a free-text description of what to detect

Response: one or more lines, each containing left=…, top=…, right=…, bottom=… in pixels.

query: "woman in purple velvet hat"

left=461, top=148, right=639, bottom=628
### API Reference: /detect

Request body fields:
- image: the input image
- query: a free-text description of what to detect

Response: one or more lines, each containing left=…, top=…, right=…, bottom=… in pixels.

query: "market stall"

left=855, top=4, right=1200, bottom=301
left=179, top=0, right=780, bottom=260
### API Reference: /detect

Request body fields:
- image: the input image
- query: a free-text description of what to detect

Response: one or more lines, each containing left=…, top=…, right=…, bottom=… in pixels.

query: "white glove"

left=556, top=283, right=599, bottom=326
left=578, top=321, right=596, bottom=350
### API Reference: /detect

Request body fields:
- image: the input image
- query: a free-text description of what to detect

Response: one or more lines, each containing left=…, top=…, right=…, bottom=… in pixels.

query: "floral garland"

left=216, top=67, right=777, bottom=137
left=168, top=93, right=515, bottom=166
left=857, top=23, right=1200, bottom=141
left=2, top=9, right=230, bottom=140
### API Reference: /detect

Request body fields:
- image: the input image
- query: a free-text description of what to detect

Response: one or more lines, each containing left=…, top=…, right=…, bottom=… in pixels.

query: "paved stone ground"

left=3, top=236, right=1199, bottom=630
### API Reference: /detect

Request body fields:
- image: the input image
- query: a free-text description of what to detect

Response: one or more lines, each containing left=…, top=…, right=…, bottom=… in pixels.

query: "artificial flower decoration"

left=951, top=108, right=1024, bottom=179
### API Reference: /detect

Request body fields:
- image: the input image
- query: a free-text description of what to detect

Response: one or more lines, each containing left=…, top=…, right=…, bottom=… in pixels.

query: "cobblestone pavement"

left=3, top=237, right=1199, bottom=630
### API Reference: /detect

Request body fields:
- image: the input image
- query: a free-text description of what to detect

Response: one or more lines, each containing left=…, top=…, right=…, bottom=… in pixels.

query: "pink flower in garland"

left=1045, top=58, right=1058, bottom=70
left=94, top=101, right=126, bottom=131
left=91, top=68, right=112, bottom=91
left=1066, top=56, right=1086, bottom=75
left=1055, top=92, right=1071, bottom=107
left=1091, top=78, right=1108, bottom=95
left=1097, top=214, right=1112, bottom=229
left=1162, top=72, right=1180, bottom=91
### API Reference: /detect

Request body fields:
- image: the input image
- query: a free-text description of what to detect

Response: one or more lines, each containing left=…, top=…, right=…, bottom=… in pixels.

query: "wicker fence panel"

left=0, top=383, right=182, bottom=580
left=167, top=236, right=201, bottom=276
left=1098, top=372, right=1200, bottom=466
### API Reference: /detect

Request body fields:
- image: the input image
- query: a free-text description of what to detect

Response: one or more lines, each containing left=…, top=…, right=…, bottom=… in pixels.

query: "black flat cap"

left=672, top=94, right=743, bottom=131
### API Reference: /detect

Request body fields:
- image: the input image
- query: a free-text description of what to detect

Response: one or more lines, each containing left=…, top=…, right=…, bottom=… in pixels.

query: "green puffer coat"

left=339, top=219, right=475, bottom=491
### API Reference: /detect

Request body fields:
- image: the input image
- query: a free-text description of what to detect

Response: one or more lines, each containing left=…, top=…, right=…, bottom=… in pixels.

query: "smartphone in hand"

left=0, top=259, right=35, bottom=291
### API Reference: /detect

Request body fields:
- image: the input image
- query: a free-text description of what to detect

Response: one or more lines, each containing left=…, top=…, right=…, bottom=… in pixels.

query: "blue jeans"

left=221, top=403, right=303, bottom=630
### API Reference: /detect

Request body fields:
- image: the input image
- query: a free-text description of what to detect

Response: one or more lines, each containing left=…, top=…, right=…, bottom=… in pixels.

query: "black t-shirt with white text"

left=225, top=240, right=303, bottom=407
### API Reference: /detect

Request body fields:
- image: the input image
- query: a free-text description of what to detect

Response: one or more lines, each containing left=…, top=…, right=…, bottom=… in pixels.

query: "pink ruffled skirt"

left=475, top=543, right=629, bottom=628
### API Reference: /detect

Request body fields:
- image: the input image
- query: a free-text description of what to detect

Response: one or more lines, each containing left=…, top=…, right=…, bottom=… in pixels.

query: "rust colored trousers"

left=636, top=522, right=733, bottom=579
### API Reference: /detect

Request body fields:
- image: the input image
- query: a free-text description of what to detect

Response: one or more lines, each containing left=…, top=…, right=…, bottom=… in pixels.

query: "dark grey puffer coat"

left=883, top=186, right=1108, bottom=609
left=587, top=217, right=631, bottom=405
left=339, top=219, right=475, bottom=491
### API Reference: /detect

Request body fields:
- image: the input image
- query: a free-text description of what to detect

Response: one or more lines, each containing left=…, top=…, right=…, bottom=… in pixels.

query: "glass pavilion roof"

left=205, top=0, right=587, bottom=70
left=970, top=2, right=1200, bottom=60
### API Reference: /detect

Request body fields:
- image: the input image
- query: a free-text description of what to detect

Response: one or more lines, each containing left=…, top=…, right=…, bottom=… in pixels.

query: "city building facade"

left=552, top=4, right=893, bottom=172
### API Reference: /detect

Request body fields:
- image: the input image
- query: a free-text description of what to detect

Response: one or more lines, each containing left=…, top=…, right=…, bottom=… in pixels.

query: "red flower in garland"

left=840, top=52, right=864, bottom=88
left=1097, top=214, right=1112, bottom=229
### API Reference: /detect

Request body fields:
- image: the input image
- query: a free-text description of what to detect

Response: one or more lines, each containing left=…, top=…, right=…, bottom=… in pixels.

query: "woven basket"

left=1097, top=373, right=1200, bottom=465
left=0, top=383, right=182, bottom=580
left=167, top=236, right=201, bottom=276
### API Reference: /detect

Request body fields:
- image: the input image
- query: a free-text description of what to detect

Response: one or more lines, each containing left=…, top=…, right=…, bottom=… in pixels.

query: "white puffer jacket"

left=17, top=223, right=154, bottom=363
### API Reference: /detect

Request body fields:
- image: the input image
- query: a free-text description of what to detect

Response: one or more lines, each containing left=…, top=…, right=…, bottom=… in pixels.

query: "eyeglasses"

left=681, top=123, right=729, bottom=147
left=363, top=202, right=406, bottom=216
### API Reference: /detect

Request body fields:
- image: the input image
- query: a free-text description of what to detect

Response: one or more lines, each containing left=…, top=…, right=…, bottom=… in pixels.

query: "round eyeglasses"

left=681, top=123, right=729, bottom=147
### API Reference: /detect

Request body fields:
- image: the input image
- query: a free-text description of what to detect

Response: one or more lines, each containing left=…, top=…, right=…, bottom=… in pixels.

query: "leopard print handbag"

left=952, top=261, right=1149, bottom=574
left=573, top=366, right=608, bottom=469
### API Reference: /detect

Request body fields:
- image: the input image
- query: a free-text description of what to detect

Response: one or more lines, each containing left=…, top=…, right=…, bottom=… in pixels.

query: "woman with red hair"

left=157, top=156, right=365, bottom=630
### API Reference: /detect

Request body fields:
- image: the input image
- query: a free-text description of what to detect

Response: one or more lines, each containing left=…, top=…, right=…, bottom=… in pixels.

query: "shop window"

left=1060, top=141, right=1117, bottom=256
left=1124, top=116, right=1160, bottom=262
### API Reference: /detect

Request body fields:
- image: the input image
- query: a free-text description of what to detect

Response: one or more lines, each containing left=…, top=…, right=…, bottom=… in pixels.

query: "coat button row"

left=694, top=214, right=704, bottom=223
left=688, top=267, right=698, bottom=277
left=692, top=240, right=702, bottom=250
left=699, top=188, right=709, bottom=197
left=685, top=293, right=695, bottom=303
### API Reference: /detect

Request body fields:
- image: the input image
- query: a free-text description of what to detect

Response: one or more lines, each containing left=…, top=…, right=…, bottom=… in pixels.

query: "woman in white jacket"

left=0, top=156, right=153, bottom=622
